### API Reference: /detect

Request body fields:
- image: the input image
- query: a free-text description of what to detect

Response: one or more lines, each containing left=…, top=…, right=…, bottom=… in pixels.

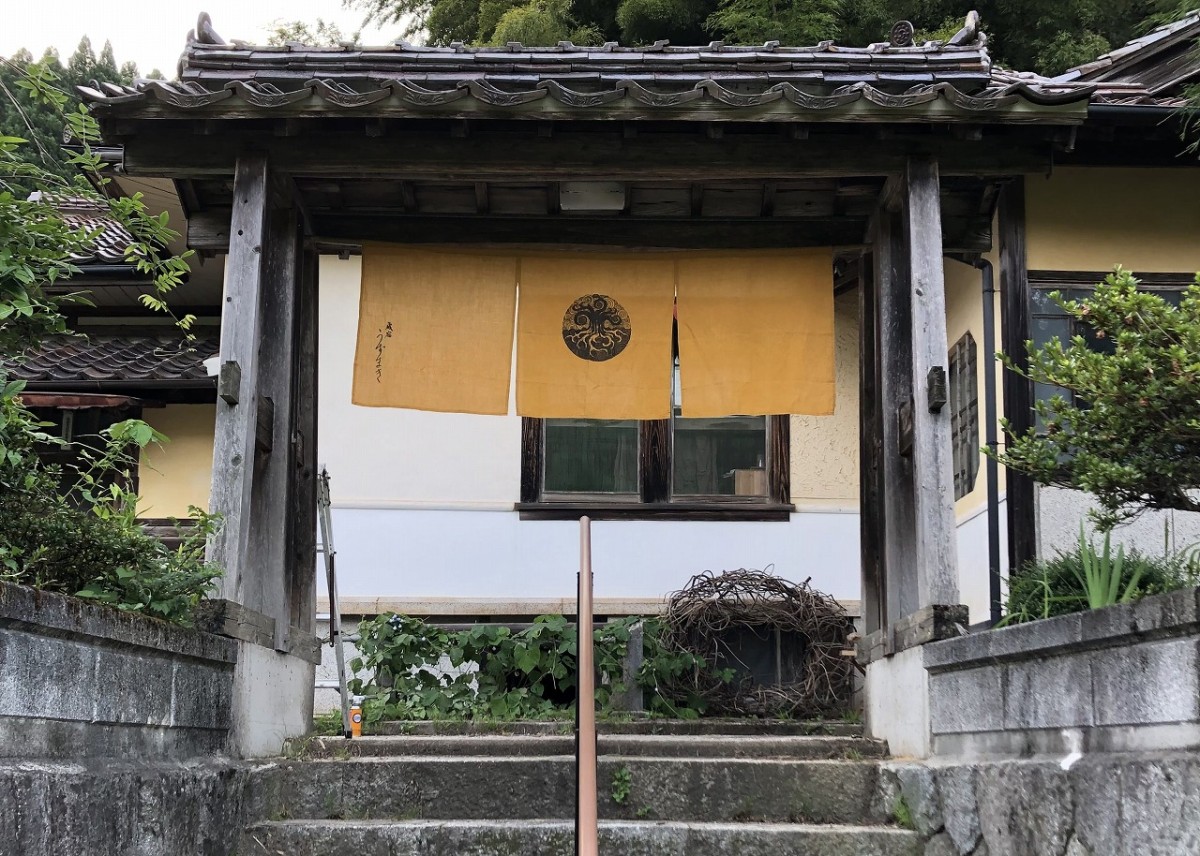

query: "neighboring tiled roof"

left=78, top=12, right=1094, bottom=121
left=5, top=333, right=218, bottom=386
left=28, top=194, right=137, bottom=266
left=1053, top=10, right=1200, bottom=106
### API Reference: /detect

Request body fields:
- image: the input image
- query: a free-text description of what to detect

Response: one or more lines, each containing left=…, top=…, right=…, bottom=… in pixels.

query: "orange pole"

left=576, top=516, right=599, bottom=856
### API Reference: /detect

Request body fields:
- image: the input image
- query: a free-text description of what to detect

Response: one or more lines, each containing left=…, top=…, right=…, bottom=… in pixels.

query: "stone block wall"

left=0, top=580, right=237, bottom=759
left=924, top=586, right=1200, bottom=758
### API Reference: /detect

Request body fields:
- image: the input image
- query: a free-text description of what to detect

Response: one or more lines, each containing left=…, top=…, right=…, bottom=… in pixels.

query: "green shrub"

left=349, top=613, right=640, bottom=722
left=1003, top=529, right=1197, bottom=625
left=0, top=383, right=221, bottom=625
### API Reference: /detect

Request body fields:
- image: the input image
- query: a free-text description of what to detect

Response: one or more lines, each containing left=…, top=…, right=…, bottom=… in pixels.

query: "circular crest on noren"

left=890, top=20, right=915, bottom=47
left=562, top=293, right=632, bottom=362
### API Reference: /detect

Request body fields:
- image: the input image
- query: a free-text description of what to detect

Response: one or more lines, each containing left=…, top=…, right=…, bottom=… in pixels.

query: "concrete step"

left=367, top=718, right=865, bottom=737
left=295, top=733, right=886, bottom=760
left=241, top=819, right=922, bottom=856
left=258, top=756, right=892, bottom=825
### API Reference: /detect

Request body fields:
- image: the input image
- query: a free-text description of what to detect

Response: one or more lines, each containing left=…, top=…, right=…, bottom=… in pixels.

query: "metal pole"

left=576, top=516, right=598, bottom=856
left=318, top=467, right=353, bottom=739
left=974, top=258, right=1003, bottom=625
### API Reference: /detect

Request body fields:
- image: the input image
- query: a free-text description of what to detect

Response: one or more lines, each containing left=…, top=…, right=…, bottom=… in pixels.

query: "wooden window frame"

left=948, top=332, right=978, bottom=501
left=518, top=415, right=793, bottom=521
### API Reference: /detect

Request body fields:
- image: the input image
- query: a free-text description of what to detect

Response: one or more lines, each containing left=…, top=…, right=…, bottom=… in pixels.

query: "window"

left=521, top=359, right=791, bottom=519
left=948, top=332, right=978, bottom=500
left=1029, top=271, right=1192, bottom=413
left=29, top=405, right=142, bottom=503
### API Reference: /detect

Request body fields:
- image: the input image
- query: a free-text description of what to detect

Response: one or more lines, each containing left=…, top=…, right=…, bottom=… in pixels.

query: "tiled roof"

left=1053, top=10, right=1200, bottom=106
left=78, top=11, right=1094, bottom=121
left=28, top=194, right=137, bottom=266
left=5, top=333, right=218, bottom=386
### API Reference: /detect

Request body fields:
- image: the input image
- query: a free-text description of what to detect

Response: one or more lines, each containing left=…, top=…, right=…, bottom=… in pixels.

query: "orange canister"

left=349, top=702, right=363, bottom=738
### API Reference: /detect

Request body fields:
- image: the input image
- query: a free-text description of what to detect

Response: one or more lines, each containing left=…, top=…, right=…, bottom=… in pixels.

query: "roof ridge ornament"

left=947, top=10, right=985, bottom=47
left=889, top=21, right=915, bottom=48
left=188, top=12, right=226, bottom=46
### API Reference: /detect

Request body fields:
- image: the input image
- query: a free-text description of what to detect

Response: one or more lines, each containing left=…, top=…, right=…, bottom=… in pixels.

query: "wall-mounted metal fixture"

left=927, top=366, right=948, bottom=412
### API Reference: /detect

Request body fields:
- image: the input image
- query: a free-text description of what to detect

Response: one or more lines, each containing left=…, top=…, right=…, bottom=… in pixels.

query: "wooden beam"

left=873, top=206, right=918, bottom=623
left=999, top=178, right=1036, bottom=575
left=520, top=418, right=543, bottom=503
left=903, top=157, right=959, bottom=609
left=191, top=205, right=987, bottom=254
left=312, top=215, right=868, bottom=250
left=639, top=420, right=670, bottom=503
left=207, top=152, right=270, bottom=607
left=120, top=130, right=1055, bottom=181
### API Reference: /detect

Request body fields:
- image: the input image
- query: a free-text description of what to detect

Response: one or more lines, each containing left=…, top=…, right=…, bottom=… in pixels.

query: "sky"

left=2, top=1, right=400, bottom=77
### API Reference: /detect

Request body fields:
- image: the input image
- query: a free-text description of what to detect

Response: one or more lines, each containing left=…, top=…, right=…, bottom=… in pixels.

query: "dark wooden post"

left=874, top=196, right=919, bottom=622
left=902, top=157, right=959, bottom=609
left=289, top=243, right=320, bottom=633
left=208, top=153, right=270, bottom=605
left=857, top=252, right=886, bottom=636
left=998, top=178, right=1037, bottom=575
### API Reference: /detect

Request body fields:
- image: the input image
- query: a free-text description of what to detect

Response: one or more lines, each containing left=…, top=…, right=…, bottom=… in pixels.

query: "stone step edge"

left=247, top=818, right=917, bottom=834
left=365, top=719, right=864, bottom=736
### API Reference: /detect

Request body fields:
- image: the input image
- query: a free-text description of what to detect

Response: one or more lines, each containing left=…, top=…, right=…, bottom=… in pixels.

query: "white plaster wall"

left=955, top=496, right=1008, bottom=625
left=1036, top=486, right=1200, bottom=559
left=328, top=506, right=862, bottom=602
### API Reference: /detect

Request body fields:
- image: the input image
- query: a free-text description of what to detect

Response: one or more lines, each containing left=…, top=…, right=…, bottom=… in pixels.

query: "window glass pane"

left=544, top=419, right=637, bottom=495
left=673, top=415, right=767, bottom=496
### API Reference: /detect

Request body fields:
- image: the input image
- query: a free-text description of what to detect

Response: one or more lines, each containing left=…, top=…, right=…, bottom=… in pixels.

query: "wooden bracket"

left=897, top=397, right=914, bottom=457
left=255, top=395, right=275, bottom=454
left=218, top=361, right=241, bottom=405
left=927, top=365, right=948, bottom=412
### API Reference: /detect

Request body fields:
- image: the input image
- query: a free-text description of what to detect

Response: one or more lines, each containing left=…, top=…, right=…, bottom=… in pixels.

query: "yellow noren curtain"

left=517, top=255, right=675, bottom=419
left=676, top=249, right=835, bottom=417
left=351, top=245, right=518, bottom=414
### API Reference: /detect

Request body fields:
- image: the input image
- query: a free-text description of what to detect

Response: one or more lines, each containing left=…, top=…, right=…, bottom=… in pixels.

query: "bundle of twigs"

left=657, top=568, right=854, bottom=717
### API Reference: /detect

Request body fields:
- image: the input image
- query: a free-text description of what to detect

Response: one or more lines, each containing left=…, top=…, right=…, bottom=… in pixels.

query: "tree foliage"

left=0, top=59, right=218, bottom=623
left=0, top=37, right=151, bottom=182
left=995, top=268, right=1200, bottom=529
left=344, top=0, right=1184, bottom=73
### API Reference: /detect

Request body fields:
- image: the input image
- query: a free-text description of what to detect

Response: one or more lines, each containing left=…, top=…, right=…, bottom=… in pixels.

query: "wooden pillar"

left=209, top=153, right=270, bottom=606
left=207, top=152, right=317, bottom=650
left=998, top=178, right=1037, bottom=575
left=246, top=199, right=302, bottom=648
left=857, top=252, right=886, bottom=636
left=902, top=157, right=959, bottom=608
left=874, top=202, right=918, bottom=622
left=289, top=243, right=320, bottom=633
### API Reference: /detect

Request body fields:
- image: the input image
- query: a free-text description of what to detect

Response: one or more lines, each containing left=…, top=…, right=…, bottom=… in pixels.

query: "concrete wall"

left=0, top=579, right=236, bottom=760
left=879, top=753, right=1200, bottom=856
left=139, top=403, right=215, bottom=519
left=923, top=586, right=1200, bottom=759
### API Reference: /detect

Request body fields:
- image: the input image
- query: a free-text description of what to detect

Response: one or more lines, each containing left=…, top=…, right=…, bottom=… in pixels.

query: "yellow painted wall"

left=790, top=291, right=859, bottom=505
left=138, top=403, right=215, bottom=519
left=943, top=247, right=1004, bottom=521
left=1027, top=168, right=1200, bottom=273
